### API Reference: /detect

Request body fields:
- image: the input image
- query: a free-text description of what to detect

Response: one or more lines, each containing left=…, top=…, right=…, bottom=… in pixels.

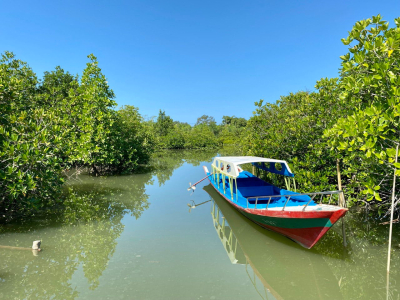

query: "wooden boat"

left=197, top=156, right=347, bottom=249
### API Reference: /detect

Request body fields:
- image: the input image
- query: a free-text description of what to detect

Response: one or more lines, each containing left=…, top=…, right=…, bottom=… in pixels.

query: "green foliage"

left=196, top=114, right=216, bottom=126
left=36, top=58, right=114, bottom=166
left=219, top=116, right=247, bottom=146
left=196, top=114, right=218, bottom=135
left=80, top=54, right=117, bottom=171
left=325, top=15, right=400, bottom=205
left=163, top=124, right=187, bottom=149
left=97, top=105, right=156, bottom=174
left=0, top=52, right=65, bottom=218
left=221, top=115, right=247, bottom=128
left=184, top=124, right=219, bottom=149
left=243, top=83, right=349, bottom=197
left=155, top=110, right=174, bottom=137
left=153, top=112, right=224, bottom=150
left=0, top=52, right=156, bottom=220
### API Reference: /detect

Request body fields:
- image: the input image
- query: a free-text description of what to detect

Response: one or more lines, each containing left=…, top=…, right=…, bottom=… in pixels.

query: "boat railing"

left=246, top=190, right=344, bottom=211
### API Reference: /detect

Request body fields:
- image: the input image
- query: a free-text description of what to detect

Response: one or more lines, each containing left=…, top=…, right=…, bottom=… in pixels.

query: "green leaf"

left=387, top=148, right=397, bottom=157
left=375, top=192, right=382, bottom=201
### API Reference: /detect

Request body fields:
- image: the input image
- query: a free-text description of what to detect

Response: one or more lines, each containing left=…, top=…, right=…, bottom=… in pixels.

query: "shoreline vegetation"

left=1, top=15, right=400, bottom=222
left=0, top=51, right=246, bottom=222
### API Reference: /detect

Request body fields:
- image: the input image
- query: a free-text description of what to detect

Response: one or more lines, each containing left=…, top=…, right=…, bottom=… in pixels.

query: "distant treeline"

left=153, top=111, right=247, bottom=149
left=243, top=15, right=400, bottom=215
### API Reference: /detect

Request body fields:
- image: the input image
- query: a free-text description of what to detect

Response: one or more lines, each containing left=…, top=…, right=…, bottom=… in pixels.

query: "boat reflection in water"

left=205, top=184, right=343, bottom=300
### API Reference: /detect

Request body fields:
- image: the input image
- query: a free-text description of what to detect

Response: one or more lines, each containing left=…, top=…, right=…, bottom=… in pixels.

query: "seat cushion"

left=238, top=186, right=275, bottom=198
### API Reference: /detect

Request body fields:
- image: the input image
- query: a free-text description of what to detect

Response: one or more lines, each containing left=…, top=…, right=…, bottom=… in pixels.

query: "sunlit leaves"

left=325, top=15, right=400, bottom=208
left=242, top=83, right=346, bottom=199
left=1, top=52, right=155, bottom=220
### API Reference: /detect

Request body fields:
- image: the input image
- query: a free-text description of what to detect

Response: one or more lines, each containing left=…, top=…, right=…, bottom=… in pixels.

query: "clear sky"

left=1, top=0, right=399, bottom=124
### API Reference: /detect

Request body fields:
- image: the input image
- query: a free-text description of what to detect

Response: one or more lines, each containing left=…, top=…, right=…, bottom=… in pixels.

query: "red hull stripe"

left=253, top=222, right=332, bottom=249
left=246, top=207, right=346, bottom=223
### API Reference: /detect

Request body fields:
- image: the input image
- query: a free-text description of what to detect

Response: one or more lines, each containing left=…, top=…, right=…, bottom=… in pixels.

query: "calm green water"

left=1, top=150, right=400, bottom=300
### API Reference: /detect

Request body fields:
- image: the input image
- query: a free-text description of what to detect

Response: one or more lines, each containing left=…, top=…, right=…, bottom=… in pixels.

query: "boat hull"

left=203, top=166, right=347, bottom=248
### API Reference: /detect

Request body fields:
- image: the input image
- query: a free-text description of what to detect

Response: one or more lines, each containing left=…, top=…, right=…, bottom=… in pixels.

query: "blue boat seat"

left=237, top=171, right=256, bottom=178
left=236, top=172, right=270, bottom=188
left=238, top=184, right=284, bottom=205
left=238, top=186, right=274, bottom=198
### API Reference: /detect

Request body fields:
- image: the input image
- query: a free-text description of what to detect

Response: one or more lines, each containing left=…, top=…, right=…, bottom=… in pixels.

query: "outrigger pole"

left=188, top=174, right=214, bottom=191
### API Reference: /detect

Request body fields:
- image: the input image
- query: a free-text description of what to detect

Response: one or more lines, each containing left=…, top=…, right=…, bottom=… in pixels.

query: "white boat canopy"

left=212, top=156, right=295, bottom=178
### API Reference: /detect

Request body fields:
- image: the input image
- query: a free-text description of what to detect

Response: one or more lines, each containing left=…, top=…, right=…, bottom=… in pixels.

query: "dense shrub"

left=0, top=52, right=155, bottom=220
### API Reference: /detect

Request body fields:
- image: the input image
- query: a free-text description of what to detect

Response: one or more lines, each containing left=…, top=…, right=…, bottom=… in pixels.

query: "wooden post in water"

left=387, top=144, right=399, bottom=275
left=337, top=159, right=347, bottom=247
left=336, top=159, right=344, bottom=207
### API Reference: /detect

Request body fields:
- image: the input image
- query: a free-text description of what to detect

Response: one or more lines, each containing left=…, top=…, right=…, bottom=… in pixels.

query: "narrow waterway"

left=0, top=150, right=399, bottom=299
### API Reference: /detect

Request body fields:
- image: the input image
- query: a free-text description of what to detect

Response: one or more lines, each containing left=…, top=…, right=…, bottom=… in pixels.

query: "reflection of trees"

left=216, top=145, right=243, bottom=157
left=315, top=209, right=400, bottom=299
left=149, top=148, right=242, bottom=187
left=149, top=150, right=186, bottom=186
left=0, top=172, right=152, bottom=299
left=183, top=149, right=218, bottom=166
left=0, top=243, right=79, bottom=300
left=65, top=172, right=152, bottom=221
left=149, top=149, right=218, bottom=186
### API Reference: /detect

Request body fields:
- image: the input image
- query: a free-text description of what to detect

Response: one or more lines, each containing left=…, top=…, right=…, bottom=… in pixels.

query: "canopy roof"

left=212, top=156, right=294, bottom=178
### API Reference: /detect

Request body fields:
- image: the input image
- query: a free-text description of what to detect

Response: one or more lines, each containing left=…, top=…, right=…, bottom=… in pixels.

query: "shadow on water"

left=0, top=172, right=153, bottom=299
left=203, top=183, right=400, bottom=300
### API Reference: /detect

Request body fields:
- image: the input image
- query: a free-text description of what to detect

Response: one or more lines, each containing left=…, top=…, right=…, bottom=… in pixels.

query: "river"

left=0, top=150, right=399, bottom=299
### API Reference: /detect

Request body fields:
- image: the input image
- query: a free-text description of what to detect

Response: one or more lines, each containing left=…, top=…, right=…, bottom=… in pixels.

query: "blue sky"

left=1, top=0, right=399, bottom=124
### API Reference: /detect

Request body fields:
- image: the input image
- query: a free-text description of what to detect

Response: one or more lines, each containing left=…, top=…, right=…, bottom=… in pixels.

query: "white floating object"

left=32, top=240, right=41, bottom=250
